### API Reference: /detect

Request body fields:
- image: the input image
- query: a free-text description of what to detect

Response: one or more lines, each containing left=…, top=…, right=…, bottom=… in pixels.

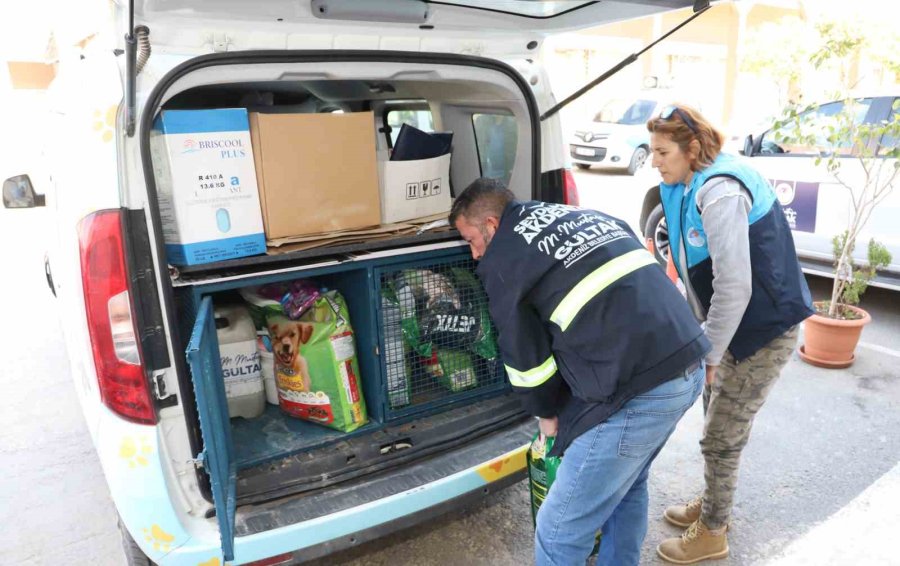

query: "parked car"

left=2, top=1, right=696, bottom=565
left=639, top=94, right=900, bottom=289
left=570, top=93, right=696, bottom=175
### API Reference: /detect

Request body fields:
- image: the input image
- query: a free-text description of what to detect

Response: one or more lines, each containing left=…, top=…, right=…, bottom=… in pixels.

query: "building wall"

left=544, top=2, right=802, bottom=137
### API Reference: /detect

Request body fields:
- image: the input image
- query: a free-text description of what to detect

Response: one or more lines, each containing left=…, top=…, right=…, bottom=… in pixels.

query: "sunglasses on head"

left=658, top=105, right=699, bottom=135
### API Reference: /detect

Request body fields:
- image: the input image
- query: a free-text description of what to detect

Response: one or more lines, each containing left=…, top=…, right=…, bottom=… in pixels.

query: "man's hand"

left=539, top=416, right=558, bottom=438
left=706, top=364, right=718, bottom=386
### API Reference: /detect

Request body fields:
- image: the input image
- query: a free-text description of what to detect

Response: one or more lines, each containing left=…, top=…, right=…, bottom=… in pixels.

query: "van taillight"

left=563, top=169, right=580, bottom=206
left=78, top=210, right=155, bottom=425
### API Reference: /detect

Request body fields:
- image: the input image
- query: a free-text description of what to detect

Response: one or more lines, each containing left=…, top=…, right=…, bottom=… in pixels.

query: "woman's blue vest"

left=659, top=153, right=813, bottom=361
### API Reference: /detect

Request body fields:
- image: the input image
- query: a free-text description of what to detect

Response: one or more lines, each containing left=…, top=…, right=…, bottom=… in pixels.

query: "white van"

left=3, top=1, right=696, bottom=564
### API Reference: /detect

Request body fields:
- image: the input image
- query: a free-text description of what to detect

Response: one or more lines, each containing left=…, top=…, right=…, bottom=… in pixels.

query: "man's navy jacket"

left=476, top=201, right=710, bottom=455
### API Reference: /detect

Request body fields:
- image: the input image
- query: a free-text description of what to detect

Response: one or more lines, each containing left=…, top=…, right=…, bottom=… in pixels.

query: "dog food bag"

left=267, top=291, right=368, bottom=432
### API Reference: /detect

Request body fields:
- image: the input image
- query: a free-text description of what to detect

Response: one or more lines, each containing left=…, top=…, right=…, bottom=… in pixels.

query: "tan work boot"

left=663, top=496, right=702, bottom=528
left=657, top=520, right=729, bottom=564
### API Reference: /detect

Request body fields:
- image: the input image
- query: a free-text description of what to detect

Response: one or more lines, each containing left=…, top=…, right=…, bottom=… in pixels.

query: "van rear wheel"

left=119, top=518, right=156, bottom=566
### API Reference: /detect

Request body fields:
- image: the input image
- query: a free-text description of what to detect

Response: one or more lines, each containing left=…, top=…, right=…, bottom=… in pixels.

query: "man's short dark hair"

left=448, top=177, right=515, bottom=226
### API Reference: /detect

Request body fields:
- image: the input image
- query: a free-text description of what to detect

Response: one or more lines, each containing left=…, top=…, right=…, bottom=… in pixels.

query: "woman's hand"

left=706, top=364, right=718, bottom=386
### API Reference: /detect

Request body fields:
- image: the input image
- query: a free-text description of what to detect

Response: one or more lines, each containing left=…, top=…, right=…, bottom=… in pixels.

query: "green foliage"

left=741, top=11, right=898, bottom=106
left=831, top=232, right=893, bottom=308
left=771, top=22, right=899, bottom=318
left=740, top=17, right=812, bottom=106
left=809, top=22, right=864, bottom=70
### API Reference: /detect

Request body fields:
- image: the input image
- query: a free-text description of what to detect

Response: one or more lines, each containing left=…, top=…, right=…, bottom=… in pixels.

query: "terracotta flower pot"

left=799, top=302, right=871, bottom=369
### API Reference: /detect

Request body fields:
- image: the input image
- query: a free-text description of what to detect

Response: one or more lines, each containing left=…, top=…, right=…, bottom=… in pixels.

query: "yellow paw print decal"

left=143, top=524, right=175, bottom=553
left=93, top=105, right=117, bottom=143
left=120, top=436, right=153, bottom=468
left=198, top=558, right=221, bottom=566
left=477, top=446, right=527, bottom=482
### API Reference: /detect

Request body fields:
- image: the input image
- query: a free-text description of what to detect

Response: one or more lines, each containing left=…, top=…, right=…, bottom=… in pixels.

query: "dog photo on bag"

left=269, top=321, right=314, bottom=393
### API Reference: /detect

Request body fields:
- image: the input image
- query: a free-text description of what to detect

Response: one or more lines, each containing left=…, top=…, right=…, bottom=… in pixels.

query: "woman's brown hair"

left=646, top=104, right=725, bottom=170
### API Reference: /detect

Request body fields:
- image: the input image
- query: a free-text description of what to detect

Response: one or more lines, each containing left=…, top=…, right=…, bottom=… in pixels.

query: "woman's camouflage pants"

left=700, top=326, right=799, bottom=529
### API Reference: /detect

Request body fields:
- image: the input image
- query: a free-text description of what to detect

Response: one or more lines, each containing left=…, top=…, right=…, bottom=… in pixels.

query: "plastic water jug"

left=214, top=304, right=265, bottom=419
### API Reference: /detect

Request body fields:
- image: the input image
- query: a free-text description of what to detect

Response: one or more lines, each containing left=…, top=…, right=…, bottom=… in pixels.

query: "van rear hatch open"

left=121, top=1, right=697, bottom=559
left=138, top=52, right=543, bottom=559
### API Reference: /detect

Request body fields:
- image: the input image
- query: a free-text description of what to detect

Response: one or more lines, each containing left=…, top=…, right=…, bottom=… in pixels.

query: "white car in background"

left=639, top=94, right=900, bottom=290
left=570, top=94, right=692, bottom=175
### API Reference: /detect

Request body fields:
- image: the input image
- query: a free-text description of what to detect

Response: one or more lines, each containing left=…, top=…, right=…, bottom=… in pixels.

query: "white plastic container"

left=214, top=304, right=265, bottom=419
left=259, top=350, right=279, bottom=405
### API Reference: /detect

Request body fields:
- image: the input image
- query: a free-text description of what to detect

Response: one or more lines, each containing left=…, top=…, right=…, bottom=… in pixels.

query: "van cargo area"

left=176, top=248, right=527, bottom=506
left=143, top=55, right=539, bottom=513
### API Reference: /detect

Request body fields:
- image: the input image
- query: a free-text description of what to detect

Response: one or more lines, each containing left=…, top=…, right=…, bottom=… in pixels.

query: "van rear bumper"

left=157, top=416, right=533, bottom=565
left=288, top=460, right=525, bottom=563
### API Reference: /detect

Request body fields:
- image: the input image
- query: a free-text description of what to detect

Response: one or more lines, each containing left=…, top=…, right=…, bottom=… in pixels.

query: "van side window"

left=473, top=113, right=517, bottom=184
left=879, top=98, right=899, bottom=151
left=762, top=99, right=874, bottom=156
left=386, top=109, right=434, bottom=146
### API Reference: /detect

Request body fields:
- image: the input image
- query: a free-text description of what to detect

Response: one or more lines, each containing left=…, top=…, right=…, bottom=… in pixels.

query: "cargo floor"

left=231, top=405, right=380, bottom=469
left=234, top=394, right=526, bottom=504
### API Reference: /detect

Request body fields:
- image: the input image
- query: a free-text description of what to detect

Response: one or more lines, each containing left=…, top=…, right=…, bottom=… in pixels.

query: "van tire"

left=644, top=203, right=668, bottom=267
left=627, top=146, right=649, bottom=175
left=119, top=518, right=156, bottom=566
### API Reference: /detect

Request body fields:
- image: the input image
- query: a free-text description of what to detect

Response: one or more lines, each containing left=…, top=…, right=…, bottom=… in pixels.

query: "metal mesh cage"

left=379, top=256, right=506, bottom=416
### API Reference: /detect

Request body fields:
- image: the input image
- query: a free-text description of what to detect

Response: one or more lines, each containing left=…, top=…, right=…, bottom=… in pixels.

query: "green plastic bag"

left=385, top=267, right=498, bottom=394
left=387, top=273, right=432, bottom=359
left=527, top=432, right=601, bottom=555
left=449, top=267, right=499, bottom=361
left=423, top=349, right=477, bottom=392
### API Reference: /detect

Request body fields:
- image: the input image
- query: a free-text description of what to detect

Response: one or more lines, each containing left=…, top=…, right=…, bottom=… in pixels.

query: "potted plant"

left=776, top=95, right=899, bottom=367
left=799, top=233, right=891, bottom=368
left=772, top=25, right=899, bottom=368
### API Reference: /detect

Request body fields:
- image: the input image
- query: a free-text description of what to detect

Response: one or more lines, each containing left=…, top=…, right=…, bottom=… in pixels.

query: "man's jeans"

left=535, top=364, right=704, bottom=566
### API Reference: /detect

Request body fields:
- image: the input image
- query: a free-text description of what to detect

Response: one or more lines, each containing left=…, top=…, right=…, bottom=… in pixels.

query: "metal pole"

left=540, top=3, right=711, bottom=122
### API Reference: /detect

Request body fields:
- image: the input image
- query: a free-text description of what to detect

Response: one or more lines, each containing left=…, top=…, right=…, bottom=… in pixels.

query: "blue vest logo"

left=686, top=227, right=705, bottom=247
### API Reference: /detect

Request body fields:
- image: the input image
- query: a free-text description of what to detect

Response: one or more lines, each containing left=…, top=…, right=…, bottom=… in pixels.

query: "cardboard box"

left=249, top=112, right=381, bottom=240
left=151, top=108, right=266, bottom=266
left=378, top=152, right=452, bottom=224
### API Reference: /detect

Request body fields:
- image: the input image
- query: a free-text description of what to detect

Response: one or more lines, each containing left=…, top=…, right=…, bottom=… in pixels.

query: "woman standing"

left=646, top=105, right=813, bottom=564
